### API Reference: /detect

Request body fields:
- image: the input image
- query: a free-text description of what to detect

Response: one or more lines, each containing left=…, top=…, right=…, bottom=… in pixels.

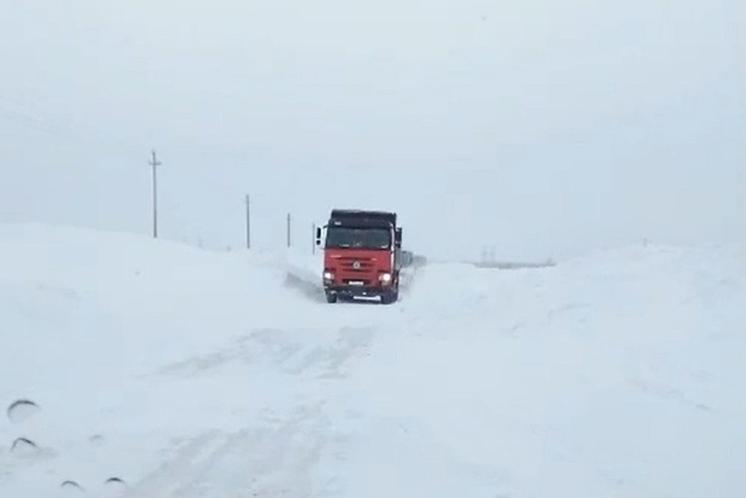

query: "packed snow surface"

left=1, top=223, right=744, bottom=497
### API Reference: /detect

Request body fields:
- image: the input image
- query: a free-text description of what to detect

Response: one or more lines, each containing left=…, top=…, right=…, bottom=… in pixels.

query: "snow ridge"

left=1, top=224, right=744, bottom=497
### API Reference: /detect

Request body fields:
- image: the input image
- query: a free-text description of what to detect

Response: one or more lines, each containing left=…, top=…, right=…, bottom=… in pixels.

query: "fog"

left=1, top=0, right=744, bottom=261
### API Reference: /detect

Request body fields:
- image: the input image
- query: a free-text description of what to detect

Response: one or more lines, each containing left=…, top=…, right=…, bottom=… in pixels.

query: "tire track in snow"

left=124, top=404, right=329, bottom=498
left=130, top=322, right=373, bottom=497
left=155, top=325, right=377, bottom=379
left=122, top=430, right=226, bottom=497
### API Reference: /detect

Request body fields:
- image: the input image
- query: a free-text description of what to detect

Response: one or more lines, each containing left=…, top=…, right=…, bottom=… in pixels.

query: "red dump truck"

left=316, top=210, right=403, bottom=304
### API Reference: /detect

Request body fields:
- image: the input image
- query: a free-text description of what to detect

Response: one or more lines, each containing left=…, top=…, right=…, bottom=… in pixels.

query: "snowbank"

left=1, top=224, right=744, bottom=497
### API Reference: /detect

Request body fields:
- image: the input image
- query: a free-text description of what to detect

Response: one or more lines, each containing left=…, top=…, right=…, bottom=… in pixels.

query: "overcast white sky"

left=1, top=0, right=744, bottom=260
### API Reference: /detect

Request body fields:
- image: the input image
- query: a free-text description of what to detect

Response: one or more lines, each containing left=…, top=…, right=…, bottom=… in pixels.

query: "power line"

left=0, top=98, right=143, bottom=159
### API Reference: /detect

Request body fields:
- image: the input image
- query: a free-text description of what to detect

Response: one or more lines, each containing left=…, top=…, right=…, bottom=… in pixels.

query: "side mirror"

left=316, top=227, right=322, bottom=246
left=395, top=228, right=402, bottom=248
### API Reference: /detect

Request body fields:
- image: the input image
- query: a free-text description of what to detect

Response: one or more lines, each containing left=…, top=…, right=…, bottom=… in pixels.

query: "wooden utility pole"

left=149, top=150, right=162, bottom=238
left=312, top=222, right=316, bottom=255
left=286, top=213, right=292, bottom=248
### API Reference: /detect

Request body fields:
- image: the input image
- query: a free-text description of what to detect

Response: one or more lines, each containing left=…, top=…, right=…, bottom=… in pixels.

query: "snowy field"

left=1, top=223, right=744, bottom=498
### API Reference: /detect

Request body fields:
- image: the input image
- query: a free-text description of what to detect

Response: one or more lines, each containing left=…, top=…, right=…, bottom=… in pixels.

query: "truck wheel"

left=325, top=292, right=338, bottom=304
left=381, top=289, right=398, bottom=305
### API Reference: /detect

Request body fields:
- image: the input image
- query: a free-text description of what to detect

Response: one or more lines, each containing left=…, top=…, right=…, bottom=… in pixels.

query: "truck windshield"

left=326, top=227, right=391, bottom=249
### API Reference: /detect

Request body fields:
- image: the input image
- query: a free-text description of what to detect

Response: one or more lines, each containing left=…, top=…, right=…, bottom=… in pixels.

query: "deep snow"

left=1, top=223, right=744, bottom=497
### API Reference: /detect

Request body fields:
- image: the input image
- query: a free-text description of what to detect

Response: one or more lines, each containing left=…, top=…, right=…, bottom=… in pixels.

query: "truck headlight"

left=378, top=272, right=392, bottom=283
left=323, top=271, right=335, bottom=281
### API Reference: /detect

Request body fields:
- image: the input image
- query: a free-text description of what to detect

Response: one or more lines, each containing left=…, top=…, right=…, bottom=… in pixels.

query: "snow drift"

left=1, top=223, right=744, bottom=497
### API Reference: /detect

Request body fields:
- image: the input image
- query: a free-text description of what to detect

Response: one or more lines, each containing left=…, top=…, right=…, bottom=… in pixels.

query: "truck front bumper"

left=325, top=284, right=388, bottom=299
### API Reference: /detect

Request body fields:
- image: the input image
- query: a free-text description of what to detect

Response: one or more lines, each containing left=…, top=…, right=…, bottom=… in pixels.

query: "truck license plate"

left=348, top=281, right=364, bottom=286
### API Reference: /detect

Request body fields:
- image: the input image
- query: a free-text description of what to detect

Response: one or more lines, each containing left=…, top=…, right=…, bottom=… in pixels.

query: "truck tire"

left=325, top=292, right=338, bottom=304
left=381, top=289, right=398, bottom=305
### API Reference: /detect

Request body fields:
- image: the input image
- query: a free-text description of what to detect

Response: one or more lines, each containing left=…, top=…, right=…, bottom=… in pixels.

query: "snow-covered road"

left=1, top=224, right=744, bottom=497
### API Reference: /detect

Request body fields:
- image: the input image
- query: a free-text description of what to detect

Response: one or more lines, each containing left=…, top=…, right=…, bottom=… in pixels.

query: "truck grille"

left=338, top=257, right=375, bottom=273
left=336, top=257, right=377, bottom=286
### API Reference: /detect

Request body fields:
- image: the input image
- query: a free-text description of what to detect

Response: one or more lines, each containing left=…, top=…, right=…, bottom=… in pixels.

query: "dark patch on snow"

left=105, top=476, right=126, bottom=486
left=89, top=434, right=105, bottom=444
left=6, top=399, right=40, bottom=422
left=60, top=480, right=84, bottom=491
left=10, top=437, right=38, bottom=453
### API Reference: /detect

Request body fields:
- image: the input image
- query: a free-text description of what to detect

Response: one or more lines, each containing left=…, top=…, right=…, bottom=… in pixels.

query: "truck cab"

left=316, top=210, right=402, bottom=304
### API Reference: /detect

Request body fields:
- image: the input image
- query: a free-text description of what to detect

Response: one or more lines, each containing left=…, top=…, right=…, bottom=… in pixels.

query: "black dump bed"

left=329, top=210, right=396, bottom=229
